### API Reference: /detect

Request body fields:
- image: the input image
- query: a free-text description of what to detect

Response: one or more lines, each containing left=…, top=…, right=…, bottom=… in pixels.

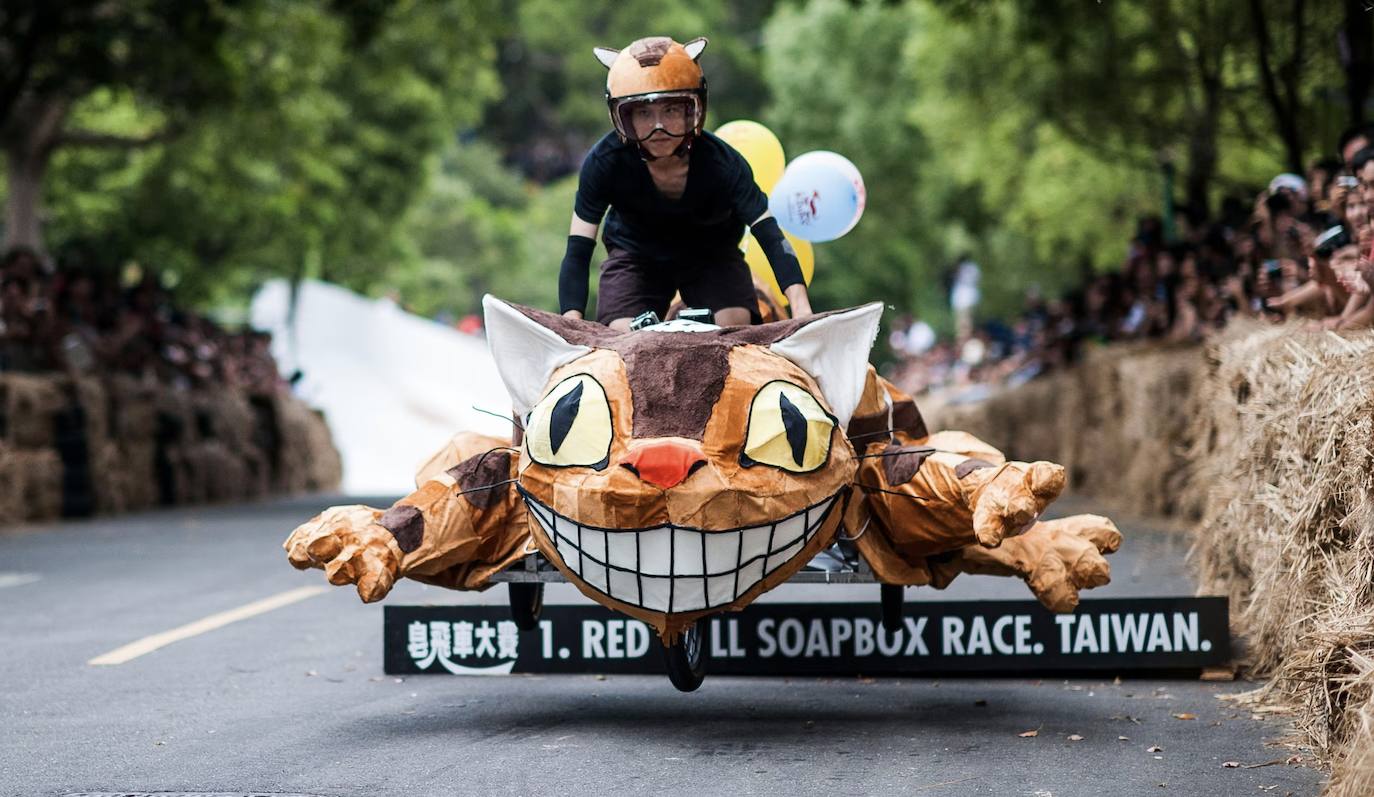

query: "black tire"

left=662, top=618, right=707, bottom=692
left=881, top=584, right=904, bottom=633
left=508, top=582, right=544, bottom=631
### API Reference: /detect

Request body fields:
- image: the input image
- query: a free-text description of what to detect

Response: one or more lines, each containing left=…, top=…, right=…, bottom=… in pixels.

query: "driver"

left=558, top=36, right=812, bottom=330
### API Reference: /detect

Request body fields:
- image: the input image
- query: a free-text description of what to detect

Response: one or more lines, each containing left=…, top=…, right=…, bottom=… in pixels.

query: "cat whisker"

left=472, top=405, right=524, bottom=431
left=456, top=477, right=519, bottom=496
left=846, top=483, right=934, bottom=500
left=856, top=449, right=934, bottom=460
left=469, top=445, right=521, bottom=477
left=847, top=427, right=899, bottom=441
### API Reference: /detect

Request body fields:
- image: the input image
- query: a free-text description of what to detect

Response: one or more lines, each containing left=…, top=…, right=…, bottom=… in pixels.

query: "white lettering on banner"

left=903, top=617, right=929, bottom=655
left=727, top=619, right=746, bottom=656
left=453, top=621, right=475, bottom=658
left=991, top=616, right=1015, bottom=655
left=406, top=619, right=517, bottom=674
left=710, top=619, right=748, bottom=658
left=606, top=620, right=624, bottom=658
left=474, top=621, right=498, bottom=657
left=758, top=618, right=778, bottom=658
left=1015, top=615, right=1033, bottom=654
left=497, top=621, right=520, bottom=659
left=1055, top=612, right=1208, bottom=654
left=943, top=616, right=966, bottom=655
left=854, top=617, right=875, bottom=656
left=779, top=618, right=805, bottom=657
left=966, top=617, right=992, bottom=655
left=804, top=619, right=829, bottom=658
left=582, top=620, right=605, bottom=658
left=626, top=620, right=651, bottom=657
left=1173, top=612, right=1199, bottom=652
left=1056, top=614, right=1075, bottom=652
left=830, top=618, right=854, bottom=657
left=1074, top=613, right=1099, bottom=653
left=876, top=623, right=903, bottom=656
left=1146, top=613, right=1172, bottom=652
left=407, top=621, right=433, bottom=667
left=1110, top=613, right=1149, bottom=652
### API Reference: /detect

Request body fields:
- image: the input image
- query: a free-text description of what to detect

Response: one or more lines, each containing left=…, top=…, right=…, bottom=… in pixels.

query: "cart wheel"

left=662, top=619, right=707, bottom=692
left=508, top=582, right=544, bottom=631
left=881, top=584, right=904, bottom=632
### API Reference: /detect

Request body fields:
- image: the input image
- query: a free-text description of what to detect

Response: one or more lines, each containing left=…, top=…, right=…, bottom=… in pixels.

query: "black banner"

left=383, top=597, right=1229, bottom=676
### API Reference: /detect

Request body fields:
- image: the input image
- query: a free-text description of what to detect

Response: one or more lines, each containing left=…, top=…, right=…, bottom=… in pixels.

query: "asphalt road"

left=0, top=494, right=1324, bottom=797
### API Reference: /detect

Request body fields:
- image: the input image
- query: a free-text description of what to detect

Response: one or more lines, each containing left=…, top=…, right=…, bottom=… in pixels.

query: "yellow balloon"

left=715, top=120, right=786, bottom=194
left=743, top=230, right=814, bottom=307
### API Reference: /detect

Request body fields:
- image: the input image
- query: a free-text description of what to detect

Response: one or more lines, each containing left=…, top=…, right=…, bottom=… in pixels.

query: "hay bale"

left=921, top=342, right=1202, bottom=517
left=100, top=440, right=158, bottom=513
left=70, top=375, right=108, bottom=444
left=1, top=373, right=64, bottom=449
left=1188, top=322, right=1374, bottom=786
left=0, top=443, right=23, bottom=524
left=272, top=394, right=342, bottom=493
left=107, top=375, right=157, bottom=443
left=5, top=447, right=63, bottom=521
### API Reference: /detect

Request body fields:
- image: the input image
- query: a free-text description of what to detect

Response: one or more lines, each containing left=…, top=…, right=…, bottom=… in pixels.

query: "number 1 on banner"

left=540, top=619, right=553, bottom=659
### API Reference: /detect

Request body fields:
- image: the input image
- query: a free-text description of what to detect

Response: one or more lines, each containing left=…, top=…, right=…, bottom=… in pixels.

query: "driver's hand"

left=562, top=309, right=584, bottom=320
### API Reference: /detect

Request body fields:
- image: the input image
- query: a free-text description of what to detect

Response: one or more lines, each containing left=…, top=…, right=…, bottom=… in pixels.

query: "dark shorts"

left=595, top=247, right=758, bottom=325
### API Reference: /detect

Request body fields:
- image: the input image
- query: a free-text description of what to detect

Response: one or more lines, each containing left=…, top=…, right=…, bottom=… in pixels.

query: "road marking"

left=88, top=585, right=328, bottom=666
left=0, top=572, right=40, bottom=589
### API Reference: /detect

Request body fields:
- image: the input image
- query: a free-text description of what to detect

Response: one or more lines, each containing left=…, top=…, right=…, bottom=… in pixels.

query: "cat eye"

left=740, top=381, right=836, bottom=473
left=525, top=374, right=612, bottom=469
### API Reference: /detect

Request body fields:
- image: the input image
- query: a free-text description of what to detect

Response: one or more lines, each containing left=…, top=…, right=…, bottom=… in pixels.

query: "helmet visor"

left=614, top=93, right=700, bottom=143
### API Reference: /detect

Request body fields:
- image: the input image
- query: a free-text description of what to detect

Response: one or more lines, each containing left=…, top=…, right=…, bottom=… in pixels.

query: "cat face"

left=484, top=298, right=881, bottom=636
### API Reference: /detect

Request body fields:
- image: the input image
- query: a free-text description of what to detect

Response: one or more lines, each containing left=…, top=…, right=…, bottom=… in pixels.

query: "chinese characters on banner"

left=406, top=619, right=520, bottom=674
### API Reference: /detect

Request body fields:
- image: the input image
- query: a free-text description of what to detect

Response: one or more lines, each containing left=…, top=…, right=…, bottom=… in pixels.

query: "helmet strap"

left=635, top=133, right=694, bottom=162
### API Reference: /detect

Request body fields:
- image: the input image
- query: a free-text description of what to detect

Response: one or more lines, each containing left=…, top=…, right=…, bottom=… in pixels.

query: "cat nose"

left=620, top=440, right=706, bottom=489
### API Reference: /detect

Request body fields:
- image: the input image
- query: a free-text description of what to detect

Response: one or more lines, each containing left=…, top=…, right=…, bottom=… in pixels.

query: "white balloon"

left=767, top=151, right=866, bottom=242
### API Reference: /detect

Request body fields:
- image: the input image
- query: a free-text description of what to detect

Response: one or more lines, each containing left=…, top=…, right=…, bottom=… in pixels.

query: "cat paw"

left=284, top=504, right=401, bottom=602
left=1012, top=514, right=1121, bottom=611
left=925, top=513, right=1120, bottom=611
left=969, top=460, right=1066, bottom=547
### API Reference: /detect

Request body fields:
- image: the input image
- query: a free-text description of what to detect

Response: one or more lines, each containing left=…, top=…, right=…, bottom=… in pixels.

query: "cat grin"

left=520, top=487, right=841, bottom=613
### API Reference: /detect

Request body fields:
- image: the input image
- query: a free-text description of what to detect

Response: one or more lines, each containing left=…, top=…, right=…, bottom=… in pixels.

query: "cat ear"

left=683, top=37, right=708, bottom=61
left=767, top=303, right=883, bottom=428
left=593, top=47, right=619, bottom=69
left=483, top=295, right=593, bottom=416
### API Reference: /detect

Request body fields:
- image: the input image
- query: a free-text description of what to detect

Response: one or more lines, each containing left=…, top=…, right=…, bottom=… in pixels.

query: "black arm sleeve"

left=558, top=235, right=597, bottom=315
left=751, top=216, right=805, bottom=292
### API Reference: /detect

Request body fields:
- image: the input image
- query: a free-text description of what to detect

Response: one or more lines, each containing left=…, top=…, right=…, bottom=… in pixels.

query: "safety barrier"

left=0, top=373, right=340, bottom=525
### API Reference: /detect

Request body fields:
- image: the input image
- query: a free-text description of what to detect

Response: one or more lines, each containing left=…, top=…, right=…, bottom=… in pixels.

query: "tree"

left=37, top=0, right=504, bottom=307
left=0, top=1, right=247, bottom=250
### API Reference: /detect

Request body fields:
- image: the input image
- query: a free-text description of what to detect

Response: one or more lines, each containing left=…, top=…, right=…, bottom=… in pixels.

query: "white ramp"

left=250, top=279, right=514, bottom=494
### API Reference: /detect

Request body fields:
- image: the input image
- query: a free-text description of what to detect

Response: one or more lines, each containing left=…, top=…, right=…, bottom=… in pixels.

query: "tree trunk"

left=1185, top=78, right=1221, bottom=219
left=0, top=94, right=67, bottom=253
left=1248, top=0, right=1306, bottom=173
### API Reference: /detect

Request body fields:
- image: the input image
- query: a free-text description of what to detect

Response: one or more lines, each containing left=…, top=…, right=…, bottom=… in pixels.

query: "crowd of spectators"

left=0, top=247, right=285, bottom=393
left=890, top=125, right=1374, bottom=397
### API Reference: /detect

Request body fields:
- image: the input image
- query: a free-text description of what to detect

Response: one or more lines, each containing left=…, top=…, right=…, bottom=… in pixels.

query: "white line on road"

left=0, top=572, right=40, bottom=589
left=87, top=585, right=328, bottom=666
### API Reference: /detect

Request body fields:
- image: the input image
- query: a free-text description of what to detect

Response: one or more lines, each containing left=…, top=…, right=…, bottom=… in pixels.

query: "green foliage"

left=11, top=0, right=1368, bottom=338
left=43, top=0, right=503, bottom=306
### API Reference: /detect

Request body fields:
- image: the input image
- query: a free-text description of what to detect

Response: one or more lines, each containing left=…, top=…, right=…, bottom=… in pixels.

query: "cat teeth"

left=524, top=495, right=838, bottom=613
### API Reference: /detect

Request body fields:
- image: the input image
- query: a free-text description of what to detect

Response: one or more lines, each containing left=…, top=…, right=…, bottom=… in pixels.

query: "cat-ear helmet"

left=593, top=36, right=708, bottom=158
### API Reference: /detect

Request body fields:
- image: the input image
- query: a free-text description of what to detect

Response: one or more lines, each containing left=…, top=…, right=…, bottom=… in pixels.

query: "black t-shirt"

left=573, top=130, right=768, bottom=260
